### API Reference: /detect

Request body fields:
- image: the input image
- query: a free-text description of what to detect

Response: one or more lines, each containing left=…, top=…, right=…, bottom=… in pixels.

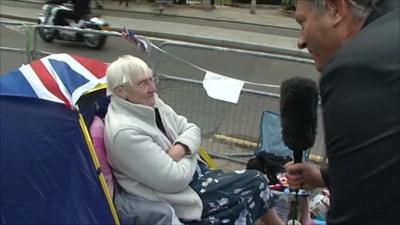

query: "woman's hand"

left=167, top=143, right=188, bottom=161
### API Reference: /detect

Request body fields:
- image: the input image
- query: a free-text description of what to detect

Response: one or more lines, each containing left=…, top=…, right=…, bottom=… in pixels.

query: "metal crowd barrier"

left=154, top=41, right=326, bottom=165
left=0, top=19, right=326, bottom=165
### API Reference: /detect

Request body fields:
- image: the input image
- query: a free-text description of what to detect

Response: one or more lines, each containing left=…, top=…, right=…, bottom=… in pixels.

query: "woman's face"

left=121, top=75, right=158, bottom=107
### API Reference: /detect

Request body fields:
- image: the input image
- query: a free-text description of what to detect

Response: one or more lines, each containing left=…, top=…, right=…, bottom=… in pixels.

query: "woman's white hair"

left=106, top=55, right=152, bottom=93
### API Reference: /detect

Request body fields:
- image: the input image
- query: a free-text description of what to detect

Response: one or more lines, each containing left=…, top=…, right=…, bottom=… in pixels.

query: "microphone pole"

left=280, top=77, right=318, bottom=225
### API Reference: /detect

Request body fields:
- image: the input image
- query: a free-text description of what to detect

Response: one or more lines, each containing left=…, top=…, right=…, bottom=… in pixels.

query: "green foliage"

left=281, top=0, right=296, bottom=11
left=217, top=0, right=231, bottom=5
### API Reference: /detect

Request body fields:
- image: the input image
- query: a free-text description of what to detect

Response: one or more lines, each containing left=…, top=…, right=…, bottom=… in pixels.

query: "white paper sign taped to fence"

left=202, top=71, right=244, bottom=104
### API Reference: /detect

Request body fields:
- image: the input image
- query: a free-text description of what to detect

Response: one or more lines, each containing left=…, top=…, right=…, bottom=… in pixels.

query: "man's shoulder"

left=326, top=10, right=399, bottom=72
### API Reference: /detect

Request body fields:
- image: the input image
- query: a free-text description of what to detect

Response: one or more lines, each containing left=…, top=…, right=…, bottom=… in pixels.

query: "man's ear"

left=326, top=0, right=349, bottom=27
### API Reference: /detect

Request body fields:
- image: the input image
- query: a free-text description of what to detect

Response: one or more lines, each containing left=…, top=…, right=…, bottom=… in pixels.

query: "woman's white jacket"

left=104, top=94, right=203, bottom=220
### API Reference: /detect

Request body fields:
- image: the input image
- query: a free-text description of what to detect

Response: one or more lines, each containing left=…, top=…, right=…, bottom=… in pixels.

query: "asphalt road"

left=2, top=0, right=300, bottom=38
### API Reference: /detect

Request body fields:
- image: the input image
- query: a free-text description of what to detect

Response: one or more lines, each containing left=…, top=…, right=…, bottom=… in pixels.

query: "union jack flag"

left=0, top=53, right=108, bottom=109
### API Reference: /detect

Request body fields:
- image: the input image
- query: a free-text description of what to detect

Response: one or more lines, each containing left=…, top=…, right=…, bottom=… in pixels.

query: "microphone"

left=280, top=76, right=318, bottom=163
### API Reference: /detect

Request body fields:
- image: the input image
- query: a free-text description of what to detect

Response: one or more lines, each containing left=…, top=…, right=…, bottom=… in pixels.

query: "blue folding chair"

left=254, top=111, right=310, bottom=160
left=254, top=111, right=292, bottom=158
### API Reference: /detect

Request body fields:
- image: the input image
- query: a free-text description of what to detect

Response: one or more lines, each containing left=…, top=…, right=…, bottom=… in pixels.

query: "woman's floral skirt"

left=184, top=164, right=275, bottom=225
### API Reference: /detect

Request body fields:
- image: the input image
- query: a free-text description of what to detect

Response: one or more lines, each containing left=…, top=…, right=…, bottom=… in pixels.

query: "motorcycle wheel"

left=83, top=34, right=107, bottom=49
left=38, top=25, right=55, bottom=43
left=37, top=20, right=54, bottom=42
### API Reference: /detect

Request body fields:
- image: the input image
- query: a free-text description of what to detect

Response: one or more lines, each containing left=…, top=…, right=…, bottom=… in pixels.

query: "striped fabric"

left=0, top=53, right=108, bottom=109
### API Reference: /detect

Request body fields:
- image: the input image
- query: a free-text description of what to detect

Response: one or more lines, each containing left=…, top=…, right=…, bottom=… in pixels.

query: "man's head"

left=106, top=55, right=157, bottom=107
left=295, top=0, right=380, bottom=72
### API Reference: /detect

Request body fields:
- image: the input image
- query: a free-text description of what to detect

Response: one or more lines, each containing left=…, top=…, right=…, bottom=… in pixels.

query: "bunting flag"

left=0, top=53, right=108, bottom=109
left=202, top=71, right=244, bottom=104
left=121, top=27, right=151, bottom=53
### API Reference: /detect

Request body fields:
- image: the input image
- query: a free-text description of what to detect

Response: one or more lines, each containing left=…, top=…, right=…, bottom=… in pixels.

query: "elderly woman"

left=104, top=55, right=284, bottom=225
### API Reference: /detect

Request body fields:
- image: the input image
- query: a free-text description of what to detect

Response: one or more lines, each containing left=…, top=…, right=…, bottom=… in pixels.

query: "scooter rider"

left=50, top=0, right=91, bottom=26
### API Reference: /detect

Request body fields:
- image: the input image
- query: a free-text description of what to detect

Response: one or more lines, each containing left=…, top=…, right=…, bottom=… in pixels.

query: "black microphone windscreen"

left=280, top=77, right=319, bottom=159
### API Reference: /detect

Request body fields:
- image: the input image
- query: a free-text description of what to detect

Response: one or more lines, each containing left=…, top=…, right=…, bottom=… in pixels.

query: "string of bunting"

left=121, top=28, right=282, bottom=104
left=121, top=28, right=280, bottom=89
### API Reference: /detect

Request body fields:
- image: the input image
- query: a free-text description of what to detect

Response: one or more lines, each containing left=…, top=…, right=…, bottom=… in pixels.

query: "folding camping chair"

left=88, top=113, right=183, bottom=225
left=80, top=86, right=218, bottom=225
left=255, top=111, right=293, bottom=158
left=254, top=110, right=309, bottom=161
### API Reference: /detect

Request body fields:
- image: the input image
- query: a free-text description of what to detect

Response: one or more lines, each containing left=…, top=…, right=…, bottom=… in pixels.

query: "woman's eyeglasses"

left=135, top=76, right=159, bottom=88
